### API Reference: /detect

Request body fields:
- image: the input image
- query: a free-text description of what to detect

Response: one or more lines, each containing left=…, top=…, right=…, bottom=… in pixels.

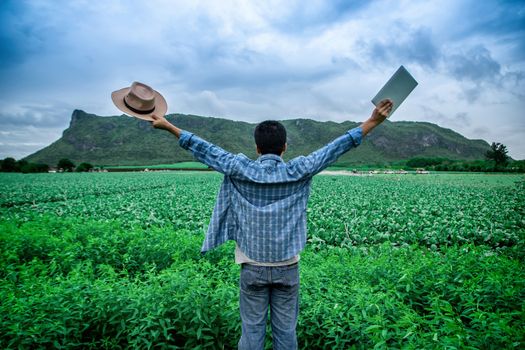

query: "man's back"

left=178, top=127, right=363, bottom=262
left=227, top=156, right=313, bottom=262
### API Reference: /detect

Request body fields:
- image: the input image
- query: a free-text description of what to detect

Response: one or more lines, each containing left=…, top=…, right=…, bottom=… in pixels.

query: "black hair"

left=254, top=120, right=287, bottom=156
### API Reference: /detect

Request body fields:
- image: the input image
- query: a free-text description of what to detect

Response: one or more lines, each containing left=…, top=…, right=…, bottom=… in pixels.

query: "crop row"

left=2, top=173, right=524, bottom=250
left=1, top=215, right=523, bottom=349
left=1, top=172, right=524, bottom=348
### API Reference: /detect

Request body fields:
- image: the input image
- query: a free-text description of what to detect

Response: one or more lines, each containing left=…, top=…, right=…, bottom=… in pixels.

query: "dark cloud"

left=447, top=46, right=501, bottom=83
left=455, top=112, right=471, bottom=126
left=445, top=1, right=525, bottom=65
left=0, top=104, right=73, bottom=128
left=419, top=105, right=472, bottom=128
left=451, top=0, right=525, bottom=39
left=165, top=45, right=350, bottom=92
left=0, top=1, right=44, bottom=66
left=460, top=87, right=483, bottom=104
left=444, top=45, right=525, bottom=102
left=365, top=26, right=441, bottom=69
left=512, top=36, right=525, bottom=61
left=271, top=0, right=370, bottom=34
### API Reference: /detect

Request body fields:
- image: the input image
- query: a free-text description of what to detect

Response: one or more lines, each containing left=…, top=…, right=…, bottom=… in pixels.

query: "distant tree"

left=23, top=163, right=50, bottom=173
left=1, top=157, right=16, bottom=172
left=15, top=159, right=28, bottom=172
left=76, top=162, right=94, bottom=172
left=511, top=160, right=525, bottom=173
left=57, top=158, right=75, bottom=172
left=38, top=163, right=50, bottom=172
left=485, top=142, right=509, bottom=170
left=406, top=157, right=445, bottom=168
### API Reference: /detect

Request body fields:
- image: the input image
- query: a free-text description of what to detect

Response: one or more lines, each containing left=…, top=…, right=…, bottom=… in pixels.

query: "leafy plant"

left=0, top=172, right=523, bottom=348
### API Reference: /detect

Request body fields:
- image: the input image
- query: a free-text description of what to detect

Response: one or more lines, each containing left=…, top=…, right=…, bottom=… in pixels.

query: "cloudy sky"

left=1, top=0, right=524, bottom=160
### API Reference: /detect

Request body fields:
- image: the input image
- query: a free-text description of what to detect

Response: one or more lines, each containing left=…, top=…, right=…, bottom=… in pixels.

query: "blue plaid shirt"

left=179, top=127, right=363, bottom=262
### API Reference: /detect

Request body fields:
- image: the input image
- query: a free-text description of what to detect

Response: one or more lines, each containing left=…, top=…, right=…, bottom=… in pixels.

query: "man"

left=148, top=99, right=392, bottom=349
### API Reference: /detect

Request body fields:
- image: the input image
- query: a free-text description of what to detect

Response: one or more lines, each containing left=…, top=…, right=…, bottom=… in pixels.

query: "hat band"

left=124, top=98, right=155, bottom=115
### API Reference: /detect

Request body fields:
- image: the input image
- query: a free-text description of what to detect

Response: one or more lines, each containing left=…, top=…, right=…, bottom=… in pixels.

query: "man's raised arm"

left=150, top=114, right=241, bottom=175
left=292, top=99, right=393, bottom=177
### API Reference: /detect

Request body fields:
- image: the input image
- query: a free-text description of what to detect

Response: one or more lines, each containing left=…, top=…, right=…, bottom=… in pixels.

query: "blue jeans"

left=238, top=263, right=299, bottom=350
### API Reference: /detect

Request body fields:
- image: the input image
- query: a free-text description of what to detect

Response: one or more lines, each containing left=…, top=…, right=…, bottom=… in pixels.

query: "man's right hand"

left=151, top=114, right=182, bottom=138
left=370, top=99, right=393, bottom=124
left=360, top=99, right=393, bottom=137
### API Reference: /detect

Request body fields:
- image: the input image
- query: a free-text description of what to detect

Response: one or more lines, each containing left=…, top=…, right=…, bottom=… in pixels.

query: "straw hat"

left=111, top=82, right=167, bottom=121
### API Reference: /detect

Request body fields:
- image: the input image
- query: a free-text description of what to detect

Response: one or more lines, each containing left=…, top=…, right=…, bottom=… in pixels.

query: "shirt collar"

left=256, top=153, right=284, bottom=163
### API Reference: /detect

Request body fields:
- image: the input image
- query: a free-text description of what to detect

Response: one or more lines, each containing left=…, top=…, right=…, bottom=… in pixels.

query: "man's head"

left=254, top=120, right=287, bottom=156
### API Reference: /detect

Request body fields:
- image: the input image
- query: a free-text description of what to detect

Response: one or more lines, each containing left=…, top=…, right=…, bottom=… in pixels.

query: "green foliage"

left=404, top=157, right=521, bottom=173
left=298, top=243, right=524, bottom=349
left=76, top=162, right=94, bottom=172
left=106, top=162, right=208, bottom=170
left=0, top=172, right=523, bottom=348
left=20, top=162, right=49, bottom=173
left=1, top=157, right=16, bottom=172
left=486, top=142, right=510, bottom=170
left=308, top=174, right=525, bottom=251
left=406, top=157, right=446, bottom=168
left=510, top=160, right=525, bottom=172
left=58, top=158, right=75, bottom=172
left=0, top=158, right=49, bottom=173
left=15, top=159, right=28, bottom=171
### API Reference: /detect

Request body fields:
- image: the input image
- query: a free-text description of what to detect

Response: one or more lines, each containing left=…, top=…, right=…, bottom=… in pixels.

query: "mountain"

left=25, top=110, right=491, bottom=166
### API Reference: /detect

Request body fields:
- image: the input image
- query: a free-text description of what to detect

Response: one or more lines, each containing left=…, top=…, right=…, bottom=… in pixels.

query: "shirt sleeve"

left=179, top=130, right=240, bottom=175
left=289, top=127, right=363, bottom=177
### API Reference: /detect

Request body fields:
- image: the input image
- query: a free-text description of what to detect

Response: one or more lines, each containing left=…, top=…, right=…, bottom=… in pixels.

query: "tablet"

left=371, top=65, right=418, bottom=118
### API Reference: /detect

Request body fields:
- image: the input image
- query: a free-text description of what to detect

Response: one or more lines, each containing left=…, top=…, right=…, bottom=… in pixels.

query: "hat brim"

left=111, top=87, right=168, bottom=121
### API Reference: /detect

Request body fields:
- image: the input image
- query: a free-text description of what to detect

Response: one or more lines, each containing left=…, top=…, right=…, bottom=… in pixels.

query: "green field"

left=1, top=172, right=524, bottom=349
left=104, top=162, right=209, bottom=170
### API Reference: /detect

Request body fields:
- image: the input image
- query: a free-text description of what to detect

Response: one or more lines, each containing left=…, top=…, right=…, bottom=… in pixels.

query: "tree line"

left=0, top=158, right=94, bottom=173
left=1, top=142, right=521, bottom=173
left=405, top=143, right=524, bottom=172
